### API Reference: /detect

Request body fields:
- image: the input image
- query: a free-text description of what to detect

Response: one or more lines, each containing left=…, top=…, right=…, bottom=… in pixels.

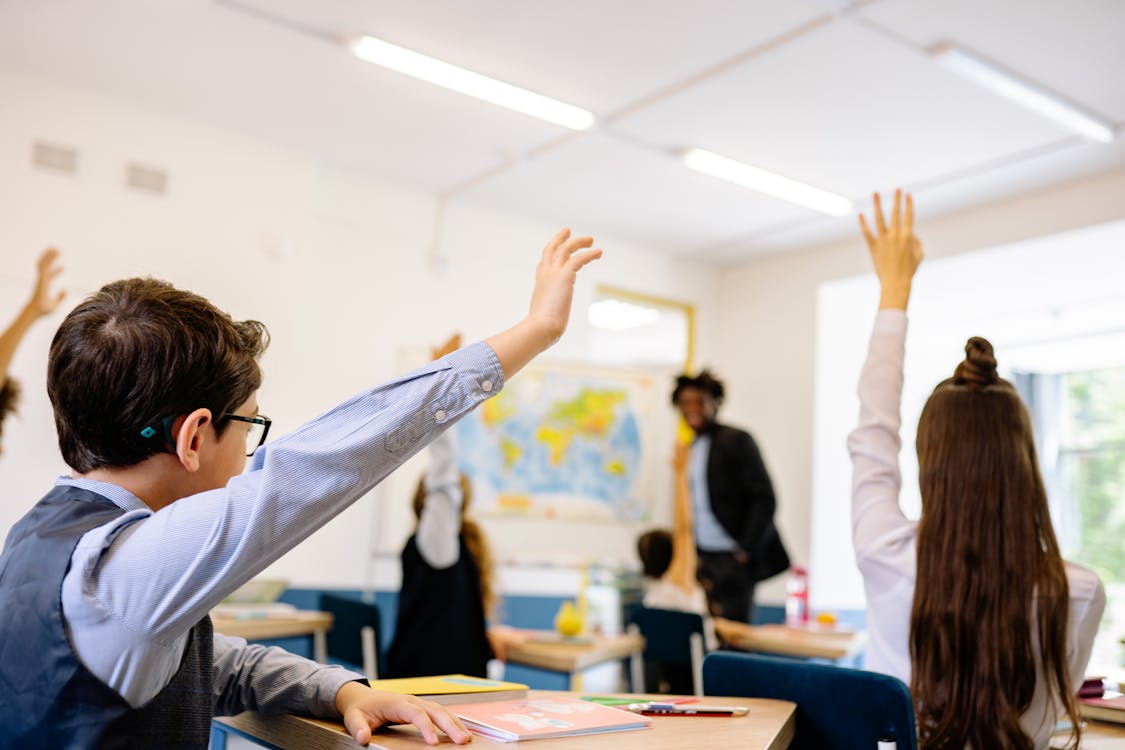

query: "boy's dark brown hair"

left=47, top=278, right=269, bottom=473
left=636, top=529, right=674, bottom=579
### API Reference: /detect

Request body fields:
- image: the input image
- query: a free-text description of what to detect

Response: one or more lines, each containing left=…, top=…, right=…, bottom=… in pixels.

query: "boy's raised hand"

left=858, top=189, right=923, bottom=311
left=486, top=228, right=602, bottom=379
left=528, top=228, right=601, bottom=346
left=335, top=682, right=473, bottom=746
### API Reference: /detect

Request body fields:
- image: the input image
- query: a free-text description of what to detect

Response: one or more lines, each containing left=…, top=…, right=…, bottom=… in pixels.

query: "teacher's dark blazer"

left=704, top=423, right=791, bottom=583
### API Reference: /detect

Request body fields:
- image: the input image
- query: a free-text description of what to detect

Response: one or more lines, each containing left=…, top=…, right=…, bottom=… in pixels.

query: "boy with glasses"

left=0, top=229, right=600, bottom=749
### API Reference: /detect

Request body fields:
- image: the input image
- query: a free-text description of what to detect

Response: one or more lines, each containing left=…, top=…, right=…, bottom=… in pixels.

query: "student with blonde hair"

left=849, top=191, right=1104, bottom=749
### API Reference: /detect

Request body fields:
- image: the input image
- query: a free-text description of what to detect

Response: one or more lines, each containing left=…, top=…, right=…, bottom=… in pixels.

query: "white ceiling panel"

left=613, top=20, right=1073, bottom=200
left=231, top=0, right=827, bottom=114
left=0, top=0, right=569, bottom=191
left=461, top=132, right=811, bottom=255
left=0, top=0, right=1120, bottom=260
left=859, top=0, right=1125, bottom=122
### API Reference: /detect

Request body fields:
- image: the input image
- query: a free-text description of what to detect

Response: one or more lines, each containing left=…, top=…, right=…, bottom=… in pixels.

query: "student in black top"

left=386, top=335, right=526, bottom=678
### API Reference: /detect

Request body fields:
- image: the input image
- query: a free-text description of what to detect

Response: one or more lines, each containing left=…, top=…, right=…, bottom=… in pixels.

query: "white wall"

left=716, top=167, right=1125, bottom=608
left=0, top=66, right=719, bottom=592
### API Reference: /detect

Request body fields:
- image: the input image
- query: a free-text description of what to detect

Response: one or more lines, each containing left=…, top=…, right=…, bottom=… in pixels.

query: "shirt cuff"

left=873, top=308, right=907, bottom=334
left=312, top=667, right=371, bottom=717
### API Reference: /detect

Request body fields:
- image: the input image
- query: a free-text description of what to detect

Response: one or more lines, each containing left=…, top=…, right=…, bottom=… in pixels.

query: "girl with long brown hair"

left=849, top=190, right=1104, bottom=749
left=386, top=334, right=527, bottom=679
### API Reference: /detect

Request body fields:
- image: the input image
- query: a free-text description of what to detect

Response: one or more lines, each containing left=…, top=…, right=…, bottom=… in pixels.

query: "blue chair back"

left=627, top=605, right=708, bottom=696
left=320, top=593, right=383, bottom=678
left=703, top=651, right=917, bottom=750
left=629, top=606, right=706, bottom=665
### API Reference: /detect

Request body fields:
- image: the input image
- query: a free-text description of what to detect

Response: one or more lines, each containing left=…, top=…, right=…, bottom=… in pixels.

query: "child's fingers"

left=858, top=214, right=876, bottom=251
left=891, top=189, right=902, bottom=234
left=566, top=247, right=602, bottom=272
left=873, top=193, right=888, bottom=235
left=543, top=228, right=572, bottom=261
left=557, top=235, right=594, bottom=261
left=904, top=193, right=914, bottom=236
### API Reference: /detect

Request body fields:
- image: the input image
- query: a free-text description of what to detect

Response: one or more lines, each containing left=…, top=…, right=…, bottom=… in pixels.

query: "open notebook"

left=447, top=697, right=651, bottom=742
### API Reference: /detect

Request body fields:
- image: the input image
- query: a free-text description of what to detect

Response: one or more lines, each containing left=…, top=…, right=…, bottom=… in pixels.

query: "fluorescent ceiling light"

left=351, top=35, right=595, bottom=131
left=931, top=43, right=1115, bottom=144
left=682, top=148, right=853, bottom=217
left=588, top=299, right=661, bottom=331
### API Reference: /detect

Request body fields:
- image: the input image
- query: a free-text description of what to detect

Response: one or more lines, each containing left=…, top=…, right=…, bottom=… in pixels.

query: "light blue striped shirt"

left=57, top=342, right=504, bottom=711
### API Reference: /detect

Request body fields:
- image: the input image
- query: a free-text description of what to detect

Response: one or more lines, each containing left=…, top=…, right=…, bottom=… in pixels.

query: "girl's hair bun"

left=953, top=336, right=999, bottom=388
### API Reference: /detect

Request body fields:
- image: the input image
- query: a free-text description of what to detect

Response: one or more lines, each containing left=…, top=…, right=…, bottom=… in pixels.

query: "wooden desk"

left=214, top=690, right=796, bottom=750
left=724, top=624, right=867, bottom=662
left=211, top=610, right=334, bottom=663
left=505, top=632, right=645, bottom=690
left=1051, top=720, right=1125, bottom=749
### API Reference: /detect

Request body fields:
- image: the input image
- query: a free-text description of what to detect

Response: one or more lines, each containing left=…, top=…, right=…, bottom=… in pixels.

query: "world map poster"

left=455, top=364, right=671, bottom=522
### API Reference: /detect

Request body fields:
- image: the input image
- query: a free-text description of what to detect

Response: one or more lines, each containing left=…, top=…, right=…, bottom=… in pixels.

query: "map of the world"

left=456, top=367, right=657, bottom=521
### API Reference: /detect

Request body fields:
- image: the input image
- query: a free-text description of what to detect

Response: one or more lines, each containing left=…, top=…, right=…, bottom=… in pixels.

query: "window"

left=1020, top=366, right=1125, bottom=678
left=587, top=286, right=694, bottom=372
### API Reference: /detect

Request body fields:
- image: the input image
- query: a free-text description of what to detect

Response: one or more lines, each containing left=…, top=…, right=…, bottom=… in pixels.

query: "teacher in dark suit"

left=672, top=370, right=790, bottom=623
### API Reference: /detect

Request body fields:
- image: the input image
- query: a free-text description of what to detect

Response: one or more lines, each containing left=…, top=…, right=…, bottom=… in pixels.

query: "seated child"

left=0, top=229, right=600, bottom=748
left=385, top=334, right=528, bottom=679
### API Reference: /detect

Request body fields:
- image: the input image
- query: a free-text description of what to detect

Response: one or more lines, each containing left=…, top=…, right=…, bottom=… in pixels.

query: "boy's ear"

left=173, top=408, right=213, bottom=473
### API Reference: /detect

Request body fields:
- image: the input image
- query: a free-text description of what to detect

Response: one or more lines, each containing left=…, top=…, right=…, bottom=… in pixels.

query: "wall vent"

left=125, top=163, right=168, bottom=195
left=32, top=141, right=78, bottom=174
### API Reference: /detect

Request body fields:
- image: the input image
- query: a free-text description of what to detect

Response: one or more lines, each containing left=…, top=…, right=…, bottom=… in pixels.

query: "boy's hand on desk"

left=335, top=682, right=472, bottom=746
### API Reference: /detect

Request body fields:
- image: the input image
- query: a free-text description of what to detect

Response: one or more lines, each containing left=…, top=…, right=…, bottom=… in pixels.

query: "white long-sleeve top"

left=847, top=310, right=1105, bottom=749
left=414, top=428, right=464, bottom=569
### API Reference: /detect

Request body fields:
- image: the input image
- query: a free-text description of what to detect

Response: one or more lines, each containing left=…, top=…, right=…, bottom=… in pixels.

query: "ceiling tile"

left=460, top=132, right=811, bottom=257
left=612, top=19, right=1075, bottom=199
left=233, top=0, right=827, bottom=114
left=859, top=0, right=1125, bottom=123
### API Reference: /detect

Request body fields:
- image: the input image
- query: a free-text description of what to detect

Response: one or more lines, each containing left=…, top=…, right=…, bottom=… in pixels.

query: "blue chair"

left=627, top=606, right=709, bottom=697
left=703, top=651, right=917, bottom=750
left=320, top=593, right=383, bottom=679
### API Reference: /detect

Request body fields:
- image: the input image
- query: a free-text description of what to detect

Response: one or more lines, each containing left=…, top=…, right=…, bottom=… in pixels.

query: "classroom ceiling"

left=0, top=0, right=1122, bottom=263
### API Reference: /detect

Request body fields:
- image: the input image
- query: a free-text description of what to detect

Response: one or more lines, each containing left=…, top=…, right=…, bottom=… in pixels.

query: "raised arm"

left=0, top=248, right=65, bottom=382
left=848, top=190, right=924, bottom=556
left=415, top=333, right=467, bottom=569
left=484, top=228, right=601, bottom=378
left=665, top=442, right=698, bottom=594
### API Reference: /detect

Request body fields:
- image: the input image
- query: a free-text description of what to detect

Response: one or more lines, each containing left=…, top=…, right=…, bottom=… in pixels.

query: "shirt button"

left=481, top=379, right=493, bottom=392
left=434, top=410, right=446, bottom=422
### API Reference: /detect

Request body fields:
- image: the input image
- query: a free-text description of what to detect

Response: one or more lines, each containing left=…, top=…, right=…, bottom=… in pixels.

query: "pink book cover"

left=447, top=697, right=652, bottom=742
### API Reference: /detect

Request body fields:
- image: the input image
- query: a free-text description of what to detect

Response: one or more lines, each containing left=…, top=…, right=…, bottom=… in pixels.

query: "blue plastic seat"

left=703, top=651, right=917, bottom=750
left=627, top=606, right=709, bottom=696
left=320, top=593, right=383, bottom=680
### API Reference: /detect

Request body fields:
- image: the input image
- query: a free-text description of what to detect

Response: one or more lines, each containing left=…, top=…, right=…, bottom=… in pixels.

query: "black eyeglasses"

left=221, top=413, right=272, bottom=457
left=139, top=412, right=271, bottom=456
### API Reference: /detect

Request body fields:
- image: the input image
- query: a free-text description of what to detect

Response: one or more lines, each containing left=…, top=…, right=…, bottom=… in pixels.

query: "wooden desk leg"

left=313, top=630, right=328, bottom=664
left=569, top=671, right=583, bottom=692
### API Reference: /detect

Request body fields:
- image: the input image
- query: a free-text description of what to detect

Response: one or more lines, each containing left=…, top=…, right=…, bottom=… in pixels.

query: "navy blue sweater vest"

left=0, top=485, right=213, bottom=749
left=385, top=534, right=492, bottom=678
